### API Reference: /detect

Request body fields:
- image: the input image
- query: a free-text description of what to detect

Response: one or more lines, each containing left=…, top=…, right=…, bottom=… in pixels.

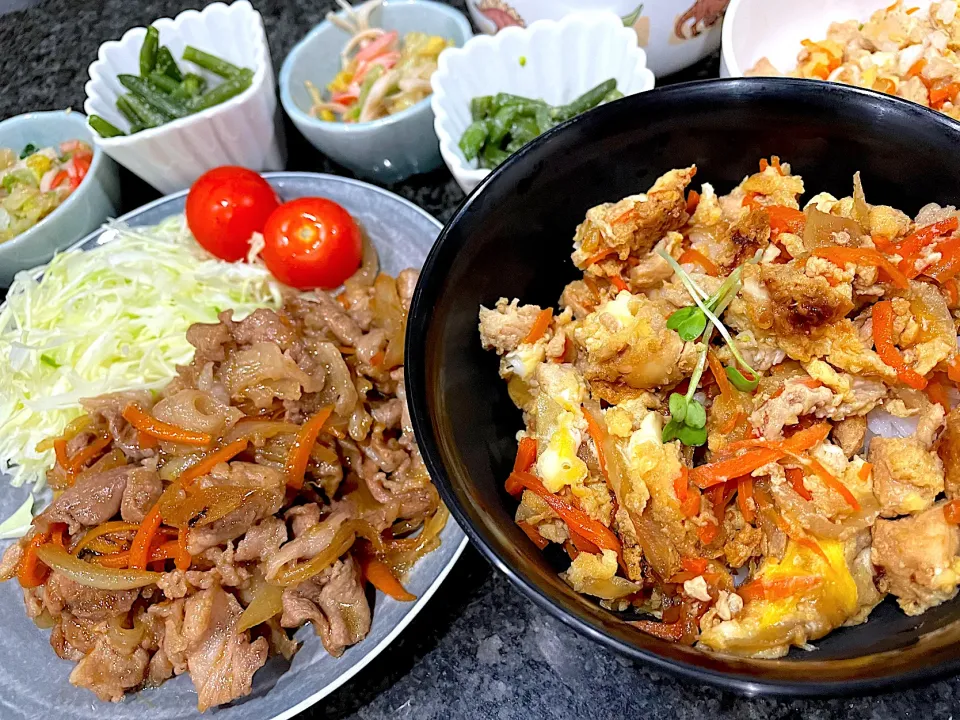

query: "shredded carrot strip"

left=517, top=520, right=550, bottom=550
left=506, top=437, right=537, bottom=496
left=718, top=411, right=743, bottom=435
left=610, top=275, right=628, bottom=293
left=894, top=216, right=959, bottom=277
left=945, top=500, right=960, bottom=524
left=358, top=554, right=416, bottom=601
left=691, top=447, right=782, bottom=489
left=509, top=471, right=621, bottom=555
left=739, top=575, right=822, bottom=602
left=678, top=248, right=719, bottom=276
left=121, top=404, right=212, bottom=446
left=128, top=505, right=163, bottom=570
left=582, top=408, right=609, bottom=481
left=680, top=484, right=701, bottom=518
left=673, top=467, right=689, bottom=503
left=857, top=462, right=873, bottom=484
left=284, top=406, right=334, bottom=490
left=686, top=189, right=700, bottom=214
left=682, top=557, right=708, bottom=575
left=706, top=350, right=734, bottom=401
left=742, top=191, right=762, bottom=209
left=811, top=246, right=909, bottom=289
left=585, top=248, right=616, bottom=267
left=66, top=434, right=111, bottom=475
left=175, top=527, right=191, bottom=572
left=785, top=467, right=813, bottom=501
left=925, top=236, right=960, bottom=282
left=807, top=458, right=861, bottom=511
left=522, top=308, right=553, bottom=345
left=92, top=540, right=183, bottom=569
left=180, top=439, right=249, bottom=488
left=766, top=205, right=805, bottom=237
left=369, top=350, right=385, bottom=367
left=697, top=522, right=719, bottom=544
left=569, top=528, right=601, bottom=555
left=926, top=378, right=951, bottom=412
left=736, top=476, right=755, bottom=523
left=872, top=300, right=928, bottom=390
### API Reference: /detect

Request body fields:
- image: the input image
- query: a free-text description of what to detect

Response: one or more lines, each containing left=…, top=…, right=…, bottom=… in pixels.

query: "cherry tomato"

left=262, top=197, right=362, bottom=290
left=186, top=166, right=280, bottom=262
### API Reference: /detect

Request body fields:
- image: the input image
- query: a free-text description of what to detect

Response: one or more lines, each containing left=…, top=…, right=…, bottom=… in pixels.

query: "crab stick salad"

left=305, top=0, right=453, bottom=123
left=0, top=140, right=92, bottom=243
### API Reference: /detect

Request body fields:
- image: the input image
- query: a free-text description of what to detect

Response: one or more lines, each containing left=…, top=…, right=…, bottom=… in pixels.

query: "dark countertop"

left=1, top=1, right=959, bottom=718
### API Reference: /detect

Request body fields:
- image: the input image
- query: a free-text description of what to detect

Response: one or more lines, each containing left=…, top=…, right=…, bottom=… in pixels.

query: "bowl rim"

left=0, top=110, right=112, bottom=258
left=719, top=0, right=747, bottom=77
left=82, top=0, right=271, bottom=147
left=430, top=10, right=654, bottom=188
left=407, top=75, right=960, bottom=697
left=278, top=0, right=473, bottom=134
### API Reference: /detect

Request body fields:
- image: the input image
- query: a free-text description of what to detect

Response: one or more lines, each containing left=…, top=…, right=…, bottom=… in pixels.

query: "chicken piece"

left=870, top=405, right=946, bottom=517
left=559, top=279, right=605, bottom=320
left=872, top=502, right=960, bottom=615
left=740, top=162, right=805, bottom=209
left=846, top=529, right=884, bottom=625
left=184, top=584, right=268, bottom=711
left=937, top=407, right=960, bottom=499
left=698, top=537, right=860, bottom=658
left=627, top=231, right=682, bottom=290
left=726, top=207, right=772, bottom=267
left=571, top=166, right=695, bottom=269
left=478, top=298, right=542, bottom=355
left=574, top=290, right=697, bottom=390
left=561, top=548, right=640, bottom=600
left=832, top=416, right=867, bottom=457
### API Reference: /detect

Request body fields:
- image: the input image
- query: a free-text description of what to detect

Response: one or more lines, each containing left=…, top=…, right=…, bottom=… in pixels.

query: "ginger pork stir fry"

left=0, top=268, right=447, bottom=709
left=479, top=159, right=960, bottom=658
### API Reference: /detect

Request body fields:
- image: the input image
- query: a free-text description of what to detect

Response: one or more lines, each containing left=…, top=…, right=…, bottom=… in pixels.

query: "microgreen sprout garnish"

left=666, top=305, right=707, bottom=341
left=726, top=365, right=759, bottom=392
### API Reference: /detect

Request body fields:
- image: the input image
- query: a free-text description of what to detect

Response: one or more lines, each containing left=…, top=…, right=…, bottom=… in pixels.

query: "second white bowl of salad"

left=432, top=11, right=656, bottom=194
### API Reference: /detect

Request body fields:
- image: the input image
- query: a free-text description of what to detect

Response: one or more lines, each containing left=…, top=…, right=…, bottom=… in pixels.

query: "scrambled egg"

left=534, top=364, right=588, bottom=493
left=698, top=538, right=859, bottom=658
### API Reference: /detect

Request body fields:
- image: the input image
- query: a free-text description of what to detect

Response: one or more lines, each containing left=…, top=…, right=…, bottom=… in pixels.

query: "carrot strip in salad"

left=175, top=527, right=192, bottom=572
left=585, top=248, right=616, bottom=266
left=357, top=552, right=416, bottom=601
left=122, top=404, right=212, bottom=446
left=807, top=458, right=861, bottom=511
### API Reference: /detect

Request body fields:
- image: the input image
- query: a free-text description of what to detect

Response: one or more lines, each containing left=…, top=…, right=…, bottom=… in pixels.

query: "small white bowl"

left=721, top=0, right=934, bottom=78
left=431, top=11, right=655, bottom=194
left=466, top=0, right=729, bottom=78
left=83, top=0, right=284, bottom=194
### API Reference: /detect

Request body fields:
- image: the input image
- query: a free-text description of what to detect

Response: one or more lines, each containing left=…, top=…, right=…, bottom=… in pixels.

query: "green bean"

left=534, top=105, right=555, bottom=135
left=182, top=45, right=244, bottom=78
left=187, top=69, right=253, bottom=112
left=551, top=78, right=617, bottom=122
left=489, top=105, right=520, bottom=146
left=156, top=45, right=183, bottom=81
left=139, top=26, right=159, bottom=76
left=470, top=96, right=494, bottom=121
left=604, top=88, right=624, bottom=103
left=118, top=74, right=189, bottom=118
left=115, top=96, right=145, bottom=132
left=89, top=115, right=126, bottom=138
left=509, top=116, right=539, bottom=142
left=121, top=92, right=168, bottom=128
left=458, top=120, right=489, bottom=161
left=493, top=92, right=547, bottom=109
left=505, top=135, right=530, bottom=153
left=147, top=71, right=180, bottom=95
left=480, top=143, right=509, bottom=169
left=177, top=73, right=206, bottom=98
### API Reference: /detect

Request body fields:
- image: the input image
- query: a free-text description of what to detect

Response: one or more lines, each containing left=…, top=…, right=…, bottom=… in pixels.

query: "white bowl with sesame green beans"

left=83, top=0, right=284, bottom=194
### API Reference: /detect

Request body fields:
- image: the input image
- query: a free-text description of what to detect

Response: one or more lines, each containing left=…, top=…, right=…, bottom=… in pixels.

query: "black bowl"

left=406, top=77, right=960, bottom=696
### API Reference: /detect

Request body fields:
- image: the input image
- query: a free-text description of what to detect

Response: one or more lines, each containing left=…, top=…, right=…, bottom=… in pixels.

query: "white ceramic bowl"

left=466, top=0, right=730, bottom=77
left=83, top=0, right=284, bottom=194
left=432, top=12, right=655, bottom=194
left=721, top=0, right=933, bottom=78
left=280, top=0, right=472, bottom=184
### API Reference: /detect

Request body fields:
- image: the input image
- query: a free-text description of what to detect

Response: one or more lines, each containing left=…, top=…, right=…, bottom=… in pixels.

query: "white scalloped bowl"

left=83, top=0, right=284, bottom=194
left=431, top=11, right=655, bottom=194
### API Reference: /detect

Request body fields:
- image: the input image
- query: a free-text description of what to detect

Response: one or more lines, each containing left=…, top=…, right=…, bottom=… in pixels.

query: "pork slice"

left=396, top=268, right=419, bottom=312
left=147, top=599, right=189, bottom=675
left=285, top=503, right=321, bottom=538
left=183, top=584, right=268, bottom=711
left=292, top=292, right=364, bottom=347
left=50, top=613, right=98, bottom=661
left=187, top=462, right=286, bottom=555
left=232, top=307, right=299, bottom=350
left=81, top=390, right=156, bottom=460
left=120, top=467, right=162, bottom=523
left=37, top=465, right=138, bottom=534
left=280, top=556, right=370, bottom=657
left=69, top=632, right=150, bottom=702
left=370, top=398, right=403, bottom=429
left=186, top=311, right=236, bottom=363
left=43, top=571, right=139, bottom=621
left=264, top=509, right=351, bottom=581
left=0, top=540, right=22, bottom=580
left=235, top=516, right=287, bottom=562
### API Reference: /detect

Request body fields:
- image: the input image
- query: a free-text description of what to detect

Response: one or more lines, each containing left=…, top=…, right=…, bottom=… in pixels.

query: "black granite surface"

left=1, top=1, right=959, bottom=718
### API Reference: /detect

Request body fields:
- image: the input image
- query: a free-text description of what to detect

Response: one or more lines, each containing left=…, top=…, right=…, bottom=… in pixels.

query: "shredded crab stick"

left=284, top=406, right=333, bottom=490
left=122, top=404, right=212, bottom=446
left=872, top=300, right=928, bottom=390
left=179, top=438, right=250, bottom=488
left=508, top=471, right=621, bottom=555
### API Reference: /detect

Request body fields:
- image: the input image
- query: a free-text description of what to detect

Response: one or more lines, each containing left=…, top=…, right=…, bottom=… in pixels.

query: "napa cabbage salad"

left=0, top=215, right=282, bottom=493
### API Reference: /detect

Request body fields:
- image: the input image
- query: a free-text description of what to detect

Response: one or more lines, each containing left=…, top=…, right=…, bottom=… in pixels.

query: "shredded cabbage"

left=0, top=215, right=283, bottom=488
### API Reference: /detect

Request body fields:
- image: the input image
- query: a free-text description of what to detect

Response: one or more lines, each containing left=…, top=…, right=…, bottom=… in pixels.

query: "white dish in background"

left=0, top=172, right=468, bottom=720
left=431, top=11, right=655, bottom=194
left=721, top=0, right=934, bottom=78
left=466, top=0, right=729, bottom=78
left=83, top=0, right=284, bottom=194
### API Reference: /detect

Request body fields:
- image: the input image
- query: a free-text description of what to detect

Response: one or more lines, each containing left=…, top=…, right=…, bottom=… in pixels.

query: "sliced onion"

left=852, top=172, right=871, bottom=229
left=158, top=483, right=264, bottom=530
left=803, top=207, right=864, bottom=251
left=35, top=544, right=160, bottom=590
left=225, top=419, right=299, bottom=447
left=237, top=576, right=285, bottom=632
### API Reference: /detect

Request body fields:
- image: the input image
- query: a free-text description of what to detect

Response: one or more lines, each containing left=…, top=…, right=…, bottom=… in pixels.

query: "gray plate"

left=0, top=172, right=467, bottom=720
